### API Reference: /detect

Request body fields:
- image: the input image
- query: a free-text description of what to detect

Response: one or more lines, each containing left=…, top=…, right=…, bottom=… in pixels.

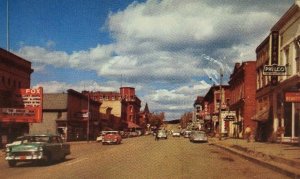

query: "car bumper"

left=6, top=153, right=45, bottom=161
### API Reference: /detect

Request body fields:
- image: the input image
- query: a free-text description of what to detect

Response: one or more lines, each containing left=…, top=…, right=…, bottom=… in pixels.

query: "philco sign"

left=263, top=64, right=286, bottom=76
left=0, top=87, right=43, bottom=123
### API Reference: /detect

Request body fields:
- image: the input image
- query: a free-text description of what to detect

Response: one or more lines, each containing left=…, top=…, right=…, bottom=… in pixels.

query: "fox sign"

left=0, top=87, right=43, bottom=123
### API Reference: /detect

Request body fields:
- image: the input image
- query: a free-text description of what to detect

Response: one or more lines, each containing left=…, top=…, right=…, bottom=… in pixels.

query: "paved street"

left=0, top=136, right=289, bottom=179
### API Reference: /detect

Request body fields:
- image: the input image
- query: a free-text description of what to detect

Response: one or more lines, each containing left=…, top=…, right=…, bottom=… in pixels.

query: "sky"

left=0, top=0, right=295, bottom=120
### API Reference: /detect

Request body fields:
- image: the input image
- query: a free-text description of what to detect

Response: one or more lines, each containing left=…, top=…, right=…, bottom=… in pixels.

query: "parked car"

left=189, top=131, right=208, bottom=143
left=157, top=130, right=168, bottom=139
left=184, top=130, right=192, bottom=138
left=96, top=131, right=108, bottom=142
left=102, top=131, right=122, bottom=145
left=5, top=134, right=71, bottom=167
left=172, top=130, right=181, bottom=137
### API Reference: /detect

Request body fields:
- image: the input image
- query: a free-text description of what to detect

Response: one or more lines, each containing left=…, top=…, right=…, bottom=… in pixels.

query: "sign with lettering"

left=285, top=92, right=300, bottom=102
left=221, top=111, right=236, bottom=121
left=263, top=65, right=287, bottom=76
left=0, top=87, right=43, bottom=123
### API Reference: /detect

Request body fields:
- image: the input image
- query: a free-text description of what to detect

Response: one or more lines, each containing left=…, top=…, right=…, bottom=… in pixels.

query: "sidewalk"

left=210, top=137, right=300, bottom=178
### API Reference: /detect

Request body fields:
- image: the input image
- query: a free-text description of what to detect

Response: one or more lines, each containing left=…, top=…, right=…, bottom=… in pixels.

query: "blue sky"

left=0, top=0, right=294, bottom=120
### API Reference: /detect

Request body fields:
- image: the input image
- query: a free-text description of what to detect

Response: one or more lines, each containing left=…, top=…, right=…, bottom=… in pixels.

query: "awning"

left=251, top=109, right=269, bottom=122
left=127, top=121, right=141, bottom=128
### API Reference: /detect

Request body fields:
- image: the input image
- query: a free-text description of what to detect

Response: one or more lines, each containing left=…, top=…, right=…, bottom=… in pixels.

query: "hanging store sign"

left=0, top=87, right=43, bottom=123
left=221, top=111, right=236, bottom=121
left=285, top=92, right=300, bottom=102
left=263, top=65, right=287, bottom=76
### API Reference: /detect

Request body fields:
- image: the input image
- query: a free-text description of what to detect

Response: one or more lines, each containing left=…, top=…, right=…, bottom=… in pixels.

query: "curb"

left=210, top=142, right=300, bottom=179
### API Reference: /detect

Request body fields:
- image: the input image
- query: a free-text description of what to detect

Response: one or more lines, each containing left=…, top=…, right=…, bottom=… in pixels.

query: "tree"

left=180, top=112, right=193, bottom=128
left=148, top=112, right=165, bottom=128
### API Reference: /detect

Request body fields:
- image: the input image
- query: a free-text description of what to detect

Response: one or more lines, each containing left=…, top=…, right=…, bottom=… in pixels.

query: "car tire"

left=44, top=153, right=52, bottom=165
left=8, top=160, right=17, bottom=167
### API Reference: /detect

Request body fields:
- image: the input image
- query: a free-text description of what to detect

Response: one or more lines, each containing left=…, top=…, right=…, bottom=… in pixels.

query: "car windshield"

left=158, top=130, right=166, bottom=134
left=16, top=136, right=50, bottom=143
left=106, top=131, right=118, bottom=135
left=192, top=131, right=206, bottom=136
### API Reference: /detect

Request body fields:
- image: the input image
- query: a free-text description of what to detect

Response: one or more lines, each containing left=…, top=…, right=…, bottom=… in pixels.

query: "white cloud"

left=20, top=0, right=293, bottom=120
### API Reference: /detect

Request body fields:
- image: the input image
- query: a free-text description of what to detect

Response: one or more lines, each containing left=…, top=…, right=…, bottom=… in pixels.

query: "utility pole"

left=87, top=93, right=90, bottom=143
left=6, top=0, right=10, bottom=51
left=219, top=68, right=223, bottom=140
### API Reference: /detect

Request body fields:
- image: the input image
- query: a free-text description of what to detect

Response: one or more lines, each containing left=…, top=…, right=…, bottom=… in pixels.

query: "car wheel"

left=44, top=153, right=52, bottom=165
left=8, top=160, right=17, bottom=167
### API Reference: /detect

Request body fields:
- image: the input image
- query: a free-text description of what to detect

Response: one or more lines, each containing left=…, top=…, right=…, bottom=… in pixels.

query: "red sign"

left=285, top=92, right=300, bottom=102
left=0, top=87, right=43, bottom=123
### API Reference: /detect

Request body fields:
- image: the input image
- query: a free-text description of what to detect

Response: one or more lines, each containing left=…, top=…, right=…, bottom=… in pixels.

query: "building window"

left=2, top=76, right=4, bottom=84
left=112, top=96, right=115, bottom=100
left=295, top=39, right=300, bottom=73
left=18, top=81, right=21, bottom=88
left=8, top=78, right=10, bottom=86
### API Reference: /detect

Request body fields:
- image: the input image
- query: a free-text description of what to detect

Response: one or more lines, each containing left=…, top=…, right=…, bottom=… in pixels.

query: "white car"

left=96, top=131, right=108, bottom=142
left=172, top=131, right=181, bottom=137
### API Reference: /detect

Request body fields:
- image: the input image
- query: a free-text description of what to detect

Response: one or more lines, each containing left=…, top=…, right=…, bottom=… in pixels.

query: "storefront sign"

left=221, top=111, right=236, bottom=121
left=285, top=92, right=300, bottom=102
left=263, top=65, right=286, bottom=76
left=0, top=87, right=43, bottom=123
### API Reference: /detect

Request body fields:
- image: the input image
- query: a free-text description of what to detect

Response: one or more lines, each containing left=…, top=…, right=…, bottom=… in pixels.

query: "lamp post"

left=219, top=68, right=223, bottom=140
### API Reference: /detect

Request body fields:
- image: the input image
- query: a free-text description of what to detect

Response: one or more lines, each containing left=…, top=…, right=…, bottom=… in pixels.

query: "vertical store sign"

left=271, top=31, right=279, bottom=85
left=0, top=87, right=43, bottom=123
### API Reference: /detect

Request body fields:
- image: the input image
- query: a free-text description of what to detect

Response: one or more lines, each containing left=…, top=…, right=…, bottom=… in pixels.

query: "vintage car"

left=172, top=130, right=181, bottom=137
left=96, top=131, right=108, bottom=142
left=157, top=130, right=168, bottom=139
left=5, top=134, right=71, bottom=167
left=189, top=131, right=208, bottom=143
left=102, top=131, right=122, bottom=145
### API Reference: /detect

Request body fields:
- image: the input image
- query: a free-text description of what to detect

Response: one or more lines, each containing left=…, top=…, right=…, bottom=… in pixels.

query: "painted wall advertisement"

left=0, top=87, right=43, bottom=123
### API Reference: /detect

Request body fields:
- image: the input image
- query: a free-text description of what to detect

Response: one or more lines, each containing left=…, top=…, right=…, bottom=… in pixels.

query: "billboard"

left=0, top=87, right=43, bottom=123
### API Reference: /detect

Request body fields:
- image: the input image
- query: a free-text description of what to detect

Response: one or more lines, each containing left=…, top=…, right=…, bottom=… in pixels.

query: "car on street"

left=96, top=131, right=108, bottom=142
left=172, top=130, right=181, bottom=137
left=189, top=131, right=208, bottom=143
left=157, top=130, right=168, bottom=139
left=184, top=130, right=192, bottom=138
left=102, top=131, right=122, bottom=145
left=5, top=134, right=71, bottom=167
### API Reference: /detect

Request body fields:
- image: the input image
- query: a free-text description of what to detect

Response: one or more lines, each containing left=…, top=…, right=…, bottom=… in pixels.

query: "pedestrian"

left=155, top=129, right=159, bottom=141
left=245, top=125, right=252, bottom=142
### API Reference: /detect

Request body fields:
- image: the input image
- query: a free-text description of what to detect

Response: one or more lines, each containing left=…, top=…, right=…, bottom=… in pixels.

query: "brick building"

left=30, top=89, right=101, bottom=141
left=0, top=48, right=33, bottom=146
left=83, top=87, right=142, bottom=131
left=201, top=85, right=230, bottom=135
left=228, top=61, right=256, bottom=138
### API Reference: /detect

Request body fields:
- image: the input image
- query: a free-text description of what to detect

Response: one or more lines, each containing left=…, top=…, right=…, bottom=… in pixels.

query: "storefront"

left=274, top=77, right=300, bottom=143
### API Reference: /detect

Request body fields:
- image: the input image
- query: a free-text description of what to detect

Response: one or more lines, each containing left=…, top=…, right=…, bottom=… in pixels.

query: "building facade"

left=254, top=1, right=300, bottom=143
left=83, top=87, right=142, bottom=131
left=271, top=1, right=300, bottom=143
left=30, top=89, right=101, bottom=141
left=228, top=61, right=257, bottom=138
left=202, top=85, right=230, bottom=135
left=0, top=48, right=33, bottom=147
